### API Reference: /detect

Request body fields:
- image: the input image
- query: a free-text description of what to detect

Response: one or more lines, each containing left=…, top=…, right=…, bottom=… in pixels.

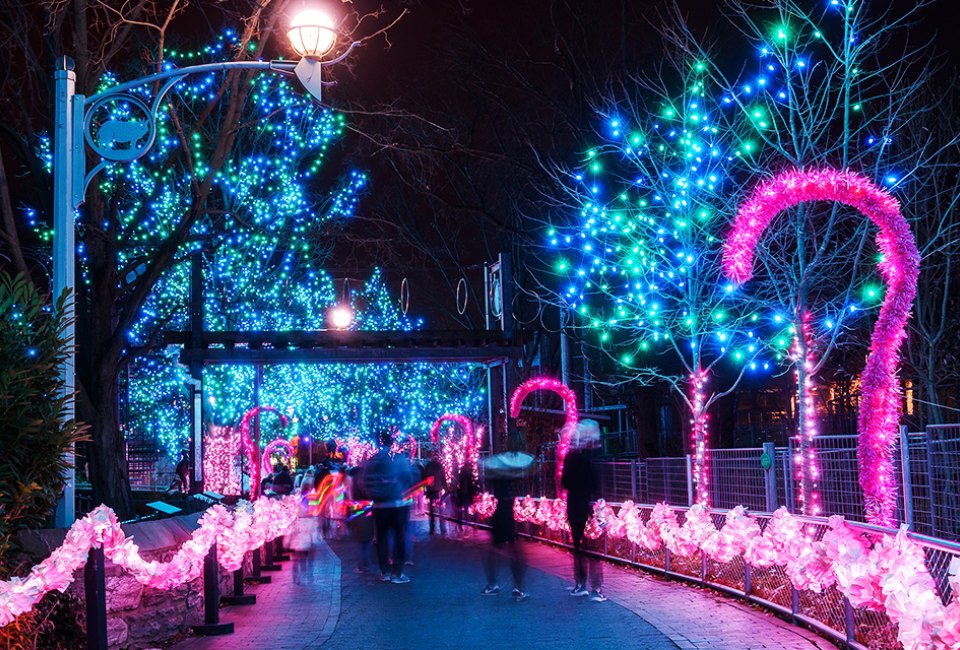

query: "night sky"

left=304, top=0, right=959, bottom=328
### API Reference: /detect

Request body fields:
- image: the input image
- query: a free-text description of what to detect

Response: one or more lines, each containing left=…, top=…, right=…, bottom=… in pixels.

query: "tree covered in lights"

left=541, top=0, right=945, bottom=514
left=1, top=3, right=373, bottom=515
left=671, top=0, right=943, bottom=516
left=539, top=60, right=764, bottom=505
left=125, top=268, right=486, bottom=461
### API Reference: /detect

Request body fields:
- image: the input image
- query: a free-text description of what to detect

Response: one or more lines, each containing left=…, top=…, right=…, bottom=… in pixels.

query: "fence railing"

left=494, top=422, right=960, bottom=543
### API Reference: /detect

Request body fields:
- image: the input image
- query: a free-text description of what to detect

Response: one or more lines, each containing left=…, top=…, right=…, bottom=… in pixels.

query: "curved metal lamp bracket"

left=76, top=43, right=359, bottom=198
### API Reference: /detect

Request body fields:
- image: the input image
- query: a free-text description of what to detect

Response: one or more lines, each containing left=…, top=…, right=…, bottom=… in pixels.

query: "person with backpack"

left=360, top=430, right=417, bottom=584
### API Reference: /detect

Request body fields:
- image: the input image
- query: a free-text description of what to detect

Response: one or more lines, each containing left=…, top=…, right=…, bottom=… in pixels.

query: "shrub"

left=0, top=272, right=88, bottom=647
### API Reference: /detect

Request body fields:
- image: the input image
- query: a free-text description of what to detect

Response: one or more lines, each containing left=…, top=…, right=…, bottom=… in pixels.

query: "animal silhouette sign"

left=97, top=120, right=148, bottom=150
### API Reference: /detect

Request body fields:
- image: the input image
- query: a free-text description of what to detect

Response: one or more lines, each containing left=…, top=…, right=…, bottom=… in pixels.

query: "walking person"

left=480, top=431, right=533, bottom=602
left=175, top=450, right=190, bottom=495
left=424, top=453, right=447, bottom=536
left=453, top=461, right=477, bottom=536
left=288, top=492, right=318, bottom=584
left=346, top=465, right=374, bottom=573
left=360, top=429, right=417, bottom=583
left=561, top=419, right=607, bottom=602
left=272, top=463, right=295, bottom=496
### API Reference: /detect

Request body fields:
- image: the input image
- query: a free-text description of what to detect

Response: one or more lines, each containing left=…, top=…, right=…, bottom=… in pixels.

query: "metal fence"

left=467, top=423, right=960, bottom=648
left=924, top=424, right=960, bottom=541
left=491, top=422, right=960, bottom=543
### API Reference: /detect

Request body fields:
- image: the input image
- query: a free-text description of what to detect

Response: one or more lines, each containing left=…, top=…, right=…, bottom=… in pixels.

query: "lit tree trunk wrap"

left=689, top=370, right=710, bottom=507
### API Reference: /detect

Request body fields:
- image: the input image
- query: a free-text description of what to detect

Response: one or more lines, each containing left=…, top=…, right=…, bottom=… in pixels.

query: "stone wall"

left=19, top=512, right=254, bottom=649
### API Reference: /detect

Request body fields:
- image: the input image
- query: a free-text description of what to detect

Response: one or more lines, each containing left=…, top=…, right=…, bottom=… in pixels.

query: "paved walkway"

left=171, top=542, right=341, bottom=650
left=171, top=520, right=837, bottom=650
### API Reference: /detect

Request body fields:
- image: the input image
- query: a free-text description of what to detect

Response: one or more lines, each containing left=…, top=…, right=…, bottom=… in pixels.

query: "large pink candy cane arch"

left=430, top=414, right=474, bottom=448
left=238, top=405, right=289, bottom=499
left=509, top=377, right=579, bottom=497
left=723, top=168, right=920, bottom=527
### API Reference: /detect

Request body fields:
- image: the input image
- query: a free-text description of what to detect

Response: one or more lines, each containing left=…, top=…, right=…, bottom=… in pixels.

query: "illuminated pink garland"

left=0, top=496, right=299, bottom=628
left=472, top=494, right=959, bottom=648
left=430, top=414, right=478, bottom=486
left=689, top=370, right=710, bottom=506
left=509, top=377, right=579, bottom=496
left=238, top=406, right=289, bottom=499
left=261, top=438, right=296, bottom=476
left=723, top=169, right=920, bottom=527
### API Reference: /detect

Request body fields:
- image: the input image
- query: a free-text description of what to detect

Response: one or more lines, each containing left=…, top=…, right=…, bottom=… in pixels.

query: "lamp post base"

left=247, top=574, right=272, bottom=583
left=191, top=623, right=234, bottom=636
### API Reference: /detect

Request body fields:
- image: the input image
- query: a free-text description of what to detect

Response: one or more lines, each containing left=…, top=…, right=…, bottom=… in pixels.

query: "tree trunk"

left=921, top=372, right=943, bottom=426
left=76, top=195, right=135, bottom=519
left=86, top=368, right=134, bottom=517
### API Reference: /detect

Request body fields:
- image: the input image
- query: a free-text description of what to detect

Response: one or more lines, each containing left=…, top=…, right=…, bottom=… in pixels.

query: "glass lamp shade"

left=288, top=9, right=337, bottom=58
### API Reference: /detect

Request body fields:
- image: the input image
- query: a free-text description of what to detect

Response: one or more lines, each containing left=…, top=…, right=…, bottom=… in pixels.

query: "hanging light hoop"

left=488, top=270, right=503, bottom=319
left=400, top=277, right=410, bottom=316
left=456, top=278, right=469, bottom=315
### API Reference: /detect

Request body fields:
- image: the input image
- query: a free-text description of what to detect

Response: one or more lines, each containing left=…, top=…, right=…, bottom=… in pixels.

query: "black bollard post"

left=191, top=544, right=234, bottom=636
left=221, top=564, right=256, bottom=606
left=248, top=545, right=272, bottom=583
left=261, top=538, right=281, bottom=572
left=84, top=546, right=108, bottom=650
left=274, top=536, right=291, bottom=562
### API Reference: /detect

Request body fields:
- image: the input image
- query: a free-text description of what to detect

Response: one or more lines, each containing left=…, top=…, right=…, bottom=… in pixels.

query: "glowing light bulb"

left=328, top=304, right=353, bottom=329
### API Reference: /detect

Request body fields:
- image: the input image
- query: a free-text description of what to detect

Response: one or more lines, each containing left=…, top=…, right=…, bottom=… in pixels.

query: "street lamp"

left=289, top=9, right=340, bottom=104
left=52, top=7, right=357, bottom=526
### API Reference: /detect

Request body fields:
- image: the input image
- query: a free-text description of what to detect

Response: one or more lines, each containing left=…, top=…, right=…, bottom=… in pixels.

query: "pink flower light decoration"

left=509, top=377, right=579, bottom=497
left=468, top=492, right=497, bottom=519
left=724, top=168, right=920, bottom=527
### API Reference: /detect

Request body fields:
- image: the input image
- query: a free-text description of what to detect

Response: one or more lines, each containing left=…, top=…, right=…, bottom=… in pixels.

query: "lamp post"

left=52, top=8, right=356, bottom=526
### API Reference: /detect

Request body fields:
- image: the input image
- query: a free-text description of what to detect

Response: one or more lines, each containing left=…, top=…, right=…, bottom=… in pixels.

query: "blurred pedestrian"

left=561, top=419, right=606, bottom=602
left=175, top=450, right=190, bottom=494
left=346, top=465, right=374, bottom=573
left=360, top=429, right=417, bottom=583
left=480, top=431, right=533, bottom=602
left=272, top=463, right=294, bottom=496
left=424, top=453, right=447, bottom=536
left=453, top=461, right=477, bottom=536
left=300, top=466, right=316, bottom=494
left=289, top=492, right=318, bottom=584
